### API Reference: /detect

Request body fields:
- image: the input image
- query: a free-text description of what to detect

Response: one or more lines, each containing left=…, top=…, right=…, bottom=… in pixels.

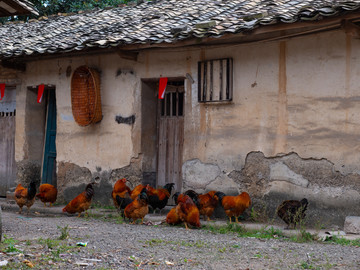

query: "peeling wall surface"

left=9, top=29, right=360, bottom=226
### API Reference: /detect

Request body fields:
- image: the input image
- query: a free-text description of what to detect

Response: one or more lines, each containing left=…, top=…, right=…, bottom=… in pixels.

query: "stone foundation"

left=57, top=161, right=142, bottom=205
left=182, top=152, right=360, bottom=228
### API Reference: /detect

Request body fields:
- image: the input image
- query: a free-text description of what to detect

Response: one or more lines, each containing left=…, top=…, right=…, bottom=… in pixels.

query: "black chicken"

left=276, top=198, right=309, bottom=229
left=146, top=183, right=175, bottom=213
left=115, top=191, right=133, bottom=218
left=184, top=189, right=200, bottom=208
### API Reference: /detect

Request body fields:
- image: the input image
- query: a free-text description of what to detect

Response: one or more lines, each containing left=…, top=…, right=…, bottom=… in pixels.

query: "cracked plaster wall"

left=183, top=152, right=360, bottom=227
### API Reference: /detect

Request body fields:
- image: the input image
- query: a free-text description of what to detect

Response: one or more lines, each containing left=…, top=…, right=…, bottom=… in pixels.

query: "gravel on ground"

left=0, top=205, right=359, bottom=270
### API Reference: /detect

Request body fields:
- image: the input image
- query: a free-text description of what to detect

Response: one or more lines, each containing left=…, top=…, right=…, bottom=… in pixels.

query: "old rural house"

left=0, top=0, right=360, bottom=226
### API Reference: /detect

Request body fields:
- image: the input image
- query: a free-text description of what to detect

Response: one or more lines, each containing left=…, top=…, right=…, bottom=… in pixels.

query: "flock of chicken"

left=13, top=179, right=309, bottom=229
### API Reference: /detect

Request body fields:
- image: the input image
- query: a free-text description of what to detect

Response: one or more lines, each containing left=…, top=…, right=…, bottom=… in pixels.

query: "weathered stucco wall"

left=179, top=31, right=360, bottom=175
left=12, top=29, right=360, bottom=225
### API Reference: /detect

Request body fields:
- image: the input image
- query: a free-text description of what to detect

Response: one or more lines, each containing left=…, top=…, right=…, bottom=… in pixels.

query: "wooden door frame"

left=156, top=80, right=185, bottom=192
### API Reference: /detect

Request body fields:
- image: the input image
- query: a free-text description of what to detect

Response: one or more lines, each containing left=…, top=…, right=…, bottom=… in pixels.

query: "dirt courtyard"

left=0, top=202, right=359, bottom=269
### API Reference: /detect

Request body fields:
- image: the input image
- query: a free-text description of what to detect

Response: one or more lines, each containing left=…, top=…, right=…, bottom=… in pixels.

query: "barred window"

left=198, top=58, right=233, bottom=103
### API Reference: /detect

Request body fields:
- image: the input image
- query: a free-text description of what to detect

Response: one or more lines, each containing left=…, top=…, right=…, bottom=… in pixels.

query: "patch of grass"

left=254, top=252, right=263, bottom=258
left=290, top=229, right=318, bottom=243
left=50, top=243, right=76, bottom=260
left=38, top=238, right=60, bottom=249
left=205, top=223, right=247, bottom=234
left=251, top=226, right=284, bottom=239
left=299, top=261, right=317, bottom=269
left=5, top=243, right=21, bottom=253
left=324, top=235, right=360, bottom=247
left=2, top=235, right=17, bottom=245
left=145, top=239, right=164, bottom=246
left=179, top=240, right=207, bottom=248
left=203, top=224, right=285, bottom=240
left=57, top=225, right=70, bottom=240
left=1, top=235, right=21, bottom=253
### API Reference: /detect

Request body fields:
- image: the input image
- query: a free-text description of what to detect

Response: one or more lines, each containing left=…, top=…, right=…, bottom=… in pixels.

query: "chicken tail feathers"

left=184, top=190, right=200, bottom=208
left=172, top=192, right=180, bottom=204
left=164, top=183, right=175, bottom=195
left=214, top=191, right=226, bottom=203
left=27, top=182, right=37, bottom=200
left=85, top=184, right=94, bottom=200
left=116, top=195, right=132, bottom=210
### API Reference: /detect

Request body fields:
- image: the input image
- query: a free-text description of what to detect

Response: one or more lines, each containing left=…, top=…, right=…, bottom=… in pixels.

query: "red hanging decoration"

left=0, top=83, right=5, bottom=101
left=158, top=77, right=168, bottom=99
left=37, top=84, right=45, bottom=103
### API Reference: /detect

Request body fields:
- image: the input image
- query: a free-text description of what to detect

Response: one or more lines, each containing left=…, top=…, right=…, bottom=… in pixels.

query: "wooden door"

left=42, top=89, right=57, bottom=185
left=157, top=85, right=184, bottom=192
left=0, top=88, right=16, bottom=196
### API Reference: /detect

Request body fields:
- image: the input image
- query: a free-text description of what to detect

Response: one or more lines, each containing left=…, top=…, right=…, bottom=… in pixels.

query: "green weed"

left=300, top=261, right=316, bottom=269
left=145, top=239, right=164, bottom=246
left=38, top=238, right=60, bottom=249
left=57, top=225, right=70, bottom=240
left=324, top=235, right=360, bottom=247
left=1, top=235, right=21, bottom=253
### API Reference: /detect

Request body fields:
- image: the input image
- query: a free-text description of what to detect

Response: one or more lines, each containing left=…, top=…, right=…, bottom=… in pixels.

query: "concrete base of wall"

left=182, top=152, right=360, bottom=228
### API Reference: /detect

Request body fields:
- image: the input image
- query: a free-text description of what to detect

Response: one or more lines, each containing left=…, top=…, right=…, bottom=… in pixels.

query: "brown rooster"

left=36, top=183, right=57, bottom=207
left=198, top=191, right=219, bottom=221
left=62, top=183, right=94, bottom=217
left=176, top=194, right=201, bottom=229
left=166, top=192, right=182, bottom=225
left=184, top=190, right=219, bottom=221
left=14, top=182, right=37, bottom=214
left=130, top=184, right=147, bottom=200
left=166, top=207, right=182, bottom=225
left=277, top=198, right=308, bottom=229
left=215, top=191, right=251, bottom=224
left=124, top=187, right=149, bottom=224
left=112, top=178, right=132, bottom=210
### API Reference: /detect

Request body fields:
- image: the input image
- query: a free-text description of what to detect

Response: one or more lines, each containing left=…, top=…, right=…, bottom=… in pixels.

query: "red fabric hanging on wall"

left=37, top=84, right=45, bottom=103
left=158, top=77, right=168, bottom=99
left=0, top=83, right=5, bottom=101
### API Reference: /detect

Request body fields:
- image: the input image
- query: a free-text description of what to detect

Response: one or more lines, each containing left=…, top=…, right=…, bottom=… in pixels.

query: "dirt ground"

left=0, top=202, right=359, bottom=269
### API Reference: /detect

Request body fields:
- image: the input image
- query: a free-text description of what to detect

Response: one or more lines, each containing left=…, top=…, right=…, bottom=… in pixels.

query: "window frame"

left=197, top=57, right=233, bottom=103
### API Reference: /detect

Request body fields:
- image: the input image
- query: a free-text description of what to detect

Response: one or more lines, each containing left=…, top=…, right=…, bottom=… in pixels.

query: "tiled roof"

left=0, top=0, right=38, bottom=17
left=0, top=0, right=360, bottom=59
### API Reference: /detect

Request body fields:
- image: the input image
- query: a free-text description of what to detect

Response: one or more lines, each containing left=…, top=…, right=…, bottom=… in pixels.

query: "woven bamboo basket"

left=71, top=66, right=102, bottom=126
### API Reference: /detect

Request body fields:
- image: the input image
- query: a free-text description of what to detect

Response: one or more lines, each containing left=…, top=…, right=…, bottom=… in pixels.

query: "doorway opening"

left=141, top=78, right=184, bottom=193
